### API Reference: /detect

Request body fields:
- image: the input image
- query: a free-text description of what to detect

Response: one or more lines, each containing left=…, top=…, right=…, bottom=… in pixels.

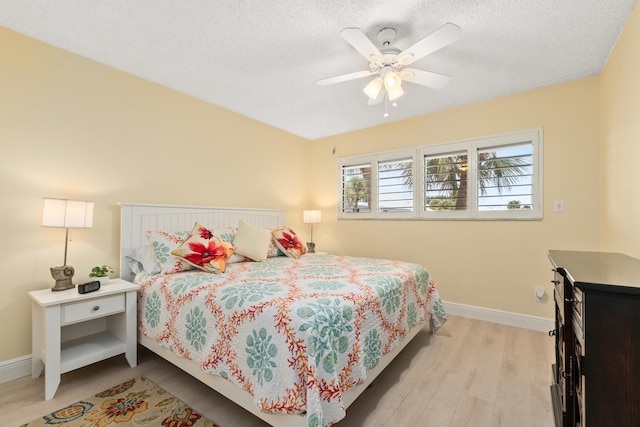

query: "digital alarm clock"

left=78, top=280, right=101, bottom=294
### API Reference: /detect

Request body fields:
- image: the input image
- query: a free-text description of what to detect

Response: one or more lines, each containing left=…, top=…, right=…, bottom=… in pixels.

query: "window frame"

left=338, top=149, right=417, bottom=220
left=337, top=128, right=543, bottom=220
left=420, top=141, right=471, bottom=220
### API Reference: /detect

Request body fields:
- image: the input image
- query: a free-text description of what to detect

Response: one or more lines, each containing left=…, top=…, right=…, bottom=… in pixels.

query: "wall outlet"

left=553, top=200, right=564, bottom=212
left=535, top=287, right=545, bottom=302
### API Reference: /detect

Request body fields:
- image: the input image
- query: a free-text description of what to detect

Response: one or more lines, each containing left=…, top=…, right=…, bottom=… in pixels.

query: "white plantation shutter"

left=338, top=128, right=542, bottom=220
left=340, top=162, right=372, bottom=214
left=338, top=150, right=416, bottom=219
left=423, top=150, right=469, bottom=213
left=477, top=143, right=534, bottom=211
left=378, top=157, right=413, bottom=213
left=472, top=129, right=541, bottom=219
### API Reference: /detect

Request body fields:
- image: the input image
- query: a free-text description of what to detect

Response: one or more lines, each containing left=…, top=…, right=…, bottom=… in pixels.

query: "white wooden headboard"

left=119, top=202, right=286, bottom=280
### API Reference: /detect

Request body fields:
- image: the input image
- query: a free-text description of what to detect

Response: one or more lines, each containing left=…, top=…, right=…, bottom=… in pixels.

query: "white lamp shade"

left=363, top=77, right=383, bottom=100
left=383, top=70, right=401, bottom=90
left=303, top=210, right=322, bottom=224
left=42, top=198, right=94, bottom=228
left=388, top=85, right=405, bottom=101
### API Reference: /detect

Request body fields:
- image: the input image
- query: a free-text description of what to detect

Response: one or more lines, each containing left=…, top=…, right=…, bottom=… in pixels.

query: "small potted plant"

left=89, top=265, right=114, bottom=285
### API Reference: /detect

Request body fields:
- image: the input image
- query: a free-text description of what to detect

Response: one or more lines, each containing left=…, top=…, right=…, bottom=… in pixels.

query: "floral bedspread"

left=136, top=253, right=446, bottom=427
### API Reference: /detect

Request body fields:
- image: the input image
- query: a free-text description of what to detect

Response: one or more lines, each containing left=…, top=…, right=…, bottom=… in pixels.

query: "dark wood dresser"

left=548, top=250, right=640, bottom=427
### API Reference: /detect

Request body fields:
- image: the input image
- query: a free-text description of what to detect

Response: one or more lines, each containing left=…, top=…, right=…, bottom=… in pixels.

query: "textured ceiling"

left=1, top=1, right=636, bottom=140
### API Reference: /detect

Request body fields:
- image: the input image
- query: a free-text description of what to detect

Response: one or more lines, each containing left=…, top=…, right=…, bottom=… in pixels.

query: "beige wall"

left=599, top=5, right=640, bottom=258
left=310, top=78, right=601, bottom=319
left=0, top=28, right=309, bottom=361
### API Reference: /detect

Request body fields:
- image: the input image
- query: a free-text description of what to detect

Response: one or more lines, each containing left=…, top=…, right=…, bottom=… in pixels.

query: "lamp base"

left=307, top=242, right=316, bottom=254
left=50, top=265, right=75, bottom=292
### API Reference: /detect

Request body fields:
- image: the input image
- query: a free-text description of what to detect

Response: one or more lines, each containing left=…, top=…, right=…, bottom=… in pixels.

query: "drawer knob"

left=92, top=306, right=100, bottom=311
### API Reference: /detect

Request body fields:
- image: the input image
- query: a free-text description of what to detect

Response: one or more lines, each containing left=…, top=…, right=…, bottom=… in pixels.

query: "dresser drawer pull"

left=93, top=306, right=100, bottom=311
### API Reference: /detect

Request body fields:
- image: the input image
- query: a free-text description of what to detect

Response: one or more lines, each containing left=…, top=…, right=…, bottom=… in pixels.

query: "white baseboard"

left=0, top=355, right=31, bottom=384
left=0, top=303, right=553, bottom=385
left=443, top=301, right=554, bottom=333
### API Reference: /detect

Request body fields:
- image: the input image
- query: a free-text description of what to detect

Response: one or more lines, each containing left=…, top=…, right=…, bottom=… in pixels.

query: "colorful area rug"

left=21, top=376, right=219, bottom=427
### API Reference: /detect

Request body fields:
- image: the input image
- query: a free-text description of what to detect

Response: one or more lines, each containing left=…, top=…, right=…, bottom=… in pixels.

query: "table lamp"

left=41, top=198, right=94, bottom=291
left=303, top=210, right=321, bottom=253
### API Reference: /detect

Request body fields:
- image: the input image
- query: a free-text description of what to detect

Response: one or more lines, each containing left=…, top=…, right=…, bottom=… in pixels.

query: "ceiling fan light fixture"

left=321, top=23, right=461, bottom=112
left=363, top=77, right=383, bottom=99
left=383, top=70, right=401, bottom=90
left=387, top=85, right=404, bottom=101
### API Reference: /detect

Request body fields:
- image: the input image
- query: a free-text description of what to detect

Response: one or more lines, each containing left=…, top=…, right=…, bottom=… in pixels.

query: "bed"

left=120, top=202, right=446, bottom=427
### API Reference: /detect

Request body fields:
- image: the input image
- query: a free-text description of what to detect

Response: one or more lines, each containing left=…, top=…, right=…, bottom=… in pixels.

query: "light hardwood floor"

left=2, top=315, right=554, bottom=426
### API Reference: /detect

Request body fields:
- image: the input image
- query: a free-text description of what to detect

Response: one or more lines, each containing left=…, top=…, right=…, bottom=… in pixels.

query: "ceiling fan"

left=317, top=23, right=461, bottom=106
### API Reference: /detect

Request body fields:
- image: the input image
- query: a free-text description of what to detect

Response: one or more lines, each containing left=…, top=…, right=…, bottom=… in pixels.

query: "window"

left=341, top=161, right=372, bottom=213
left=338, top=129, right=542, bottom=220
left=423, top=149, right=469, bottom=214
left=339, top=150, right=415, bottom=219
left=477, top=143, right=533, bottom=211
left=378, top=157, right=413, bottom=213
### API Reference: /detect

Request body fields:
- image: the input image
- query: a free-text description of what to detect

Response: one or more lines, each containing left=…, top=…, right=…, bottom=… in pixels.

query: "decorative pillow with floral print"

left=264, top=228, right=285, bottom=258
left=146, top=230, right=194, bottom=274
left=272, top=227, right=306, bottom=259
left=171, top=222, right=235, bottom=273
left=209, top=226, right=247, bottom=264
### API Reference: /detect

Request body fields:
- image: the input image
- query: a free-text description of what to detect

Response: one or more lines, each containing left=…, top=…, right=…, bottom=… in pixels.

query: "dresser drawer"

left=62, top=294, right=125, bottom=325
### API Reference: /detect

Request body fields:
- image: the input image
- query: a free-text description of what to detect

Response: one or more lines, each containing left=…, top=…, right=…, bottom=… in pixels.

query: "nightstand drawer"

left=62, top=294, right=125, bottom=325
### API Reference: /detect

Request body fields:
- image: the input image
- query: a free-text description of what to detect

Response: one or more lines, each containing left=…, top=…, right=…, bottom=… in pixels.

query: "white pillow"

left=233, top=220, right=272, bottom=261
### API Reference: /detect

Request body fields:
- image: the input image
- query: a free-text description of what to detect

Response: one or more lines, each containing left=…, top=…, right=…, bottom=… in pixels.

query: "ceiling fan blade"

left=340, top=28, right=383, bottom=63
left=397, top=23, right=461, bottom=66
left=316, top=70, right=374, bottom=86
left=400, top=68, right=451, bottom=89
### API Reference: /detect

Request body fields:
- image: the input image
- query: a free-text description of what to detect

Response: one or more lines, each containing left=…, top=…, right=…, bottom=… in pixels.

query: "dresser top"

left=549, top=250, right=640, bottom=294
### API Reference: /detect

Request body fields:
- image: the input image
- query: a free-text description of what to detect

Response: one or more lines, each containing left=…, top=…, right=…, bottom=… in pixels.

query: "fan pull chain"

left=384, top=92, right=389, bottom=118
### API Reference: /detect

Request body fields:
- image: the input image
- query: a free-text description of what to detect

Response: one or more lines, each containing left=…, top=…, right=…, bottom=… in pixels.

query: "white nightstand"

left=29, top=279, right=140, bottom=400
